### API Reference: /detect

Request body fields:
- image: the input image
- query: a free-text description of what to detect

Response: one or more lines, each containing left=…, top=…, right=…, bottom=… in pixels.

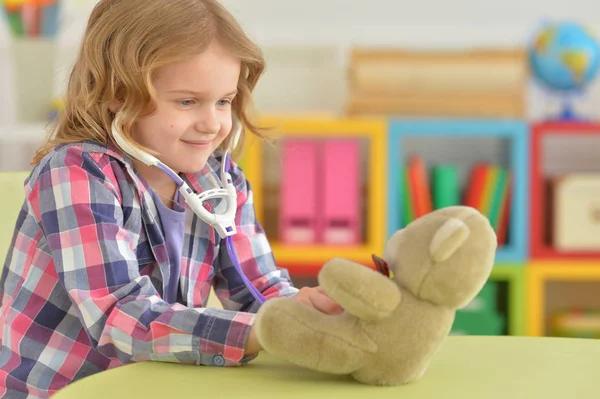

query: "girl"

left=0, top=1, right=341, bottom=397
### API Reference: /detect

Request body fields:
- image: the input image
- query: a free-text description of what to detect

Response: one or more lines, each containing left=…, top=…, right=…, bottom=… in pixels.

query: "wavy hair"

left=33, top=0, right=265, bottom=164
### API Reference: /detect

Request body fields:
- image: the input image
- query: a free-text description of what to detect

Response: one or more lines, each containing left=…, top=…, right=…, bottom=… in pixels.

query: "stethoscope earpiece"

left=231, top=122, right=242, bottom=151
left=111, top=115, right=161, bottom=167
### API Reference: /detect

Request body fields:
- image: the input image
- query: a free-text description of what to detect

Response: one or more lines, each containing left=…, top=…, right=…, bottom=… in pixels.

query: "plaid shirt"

left=0, top=141, right=297, bottom=398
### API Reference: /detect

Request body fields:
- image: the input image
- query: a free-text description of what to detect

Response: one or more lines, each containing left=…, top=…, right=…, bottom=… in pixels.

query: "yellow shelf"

left=256, top=116, right=388, bottom=137
left=527, top=262, right=600, bottom=337
left=242, top=115, right=388, bottom=266
left=270, top=243, right=377, bottom=266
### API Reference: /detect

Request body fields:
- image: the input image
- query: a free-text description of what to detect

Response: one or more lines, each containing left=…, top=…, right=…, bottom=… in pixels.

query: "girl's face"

left=133, top=42, right=241, bottom=175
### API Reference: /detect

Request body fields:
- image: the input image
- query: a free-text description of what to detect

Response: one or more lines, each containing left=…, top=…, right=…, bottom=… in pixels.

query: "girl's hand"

left=293, top=286, right=343, bottom=315
left=245, top=286, right=343, bottom=356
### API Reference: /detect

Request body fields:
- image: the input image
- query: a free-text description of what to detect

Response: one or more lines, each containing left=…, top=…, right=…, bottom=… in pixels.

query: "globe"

left=529, top=21, right=600, bottom=93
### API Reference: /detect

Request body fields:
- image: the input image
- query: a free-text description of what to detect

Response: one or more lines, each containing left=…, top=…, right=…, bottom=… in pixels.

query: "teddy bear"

left=254, top=206, right=498, bottom=386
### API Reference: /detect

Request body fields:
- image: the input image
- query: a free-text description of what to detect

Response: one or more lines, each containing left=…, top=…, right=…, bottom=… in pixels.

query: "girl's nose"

left=195, top=108, right=220, bottom=134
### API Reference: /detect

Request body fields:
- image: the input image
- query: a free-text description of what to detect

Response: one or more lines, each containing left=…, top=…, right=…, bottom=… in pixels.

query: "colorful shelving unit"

left=241, top=115, right=600, bottom=338
left=527, top=121, right=600, bottom=337
left=242, top=116, right=387, bottom=274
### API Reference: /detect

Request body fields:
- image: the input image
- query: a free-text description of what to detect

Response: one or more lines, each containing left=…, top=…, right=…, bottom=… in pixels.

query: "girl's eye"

left=179, top=100, right=196, bottom=107
left=218, top=99, right=231, bottom=107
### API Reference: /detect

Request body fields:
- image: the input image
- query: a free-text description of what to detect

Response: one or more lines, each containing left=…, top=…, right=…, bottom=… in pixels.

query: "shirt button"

left=213, top=354, right=225, bottom=366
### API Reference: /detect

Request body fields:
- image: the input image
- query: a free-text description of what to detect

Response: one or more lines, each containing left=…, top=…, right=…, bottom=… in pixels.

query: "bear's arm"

left=319, top=258, right=401, bottom=321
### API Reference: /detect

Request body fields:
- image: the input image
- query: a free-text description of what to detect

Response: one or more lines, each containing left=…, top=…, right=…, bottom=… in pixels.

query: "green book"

left=5, top=10, right=24, bottom=37
left=400, top=167, right=414, bottom=227
left=452, top=311, right=505, bottom=336
left=489, top=168, right=507, bottom=231
left=432, top=164, right=459, bottom=209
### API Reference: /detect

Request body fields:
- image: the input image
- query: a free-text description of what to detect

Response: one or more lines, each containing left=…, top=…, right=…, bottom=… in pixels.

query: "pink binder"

left=279, top=139, right=319, bottom=244
left=319, top=139, right=361, bottom=245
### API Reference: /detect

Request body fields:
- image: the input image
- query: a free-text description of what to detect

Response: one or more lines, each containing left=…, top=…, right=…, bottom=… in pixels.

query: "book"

left=407, top=155, right=432, bottom=218
left=433, top=164, right=460, bottom=209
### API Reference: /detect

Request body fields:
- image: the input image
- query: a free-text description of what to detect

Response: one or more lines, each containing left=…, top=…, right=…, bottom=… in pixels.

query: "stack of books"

left=401, top=155, right=511, bottom=245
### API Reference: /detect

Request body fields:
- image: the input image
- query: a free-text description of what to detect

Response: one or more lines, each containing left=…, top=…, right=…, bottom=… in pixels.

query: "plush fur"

left=254, top=206, right=497, bottom=386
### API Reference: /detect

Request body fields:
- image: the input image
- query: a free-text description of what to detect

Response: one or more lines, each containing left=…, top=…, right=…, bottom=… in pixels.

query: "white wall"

left=2, top=0, right=600, bottom=127
left=221, top=0, right=599, bottom=48
left=220, top=0, right=600, bottom=121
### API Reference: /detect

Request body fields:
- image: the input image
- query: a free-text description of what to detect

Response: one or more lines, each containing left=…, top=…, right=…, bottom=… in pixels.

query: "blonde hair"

left=33, top=0, right=265, bottom=164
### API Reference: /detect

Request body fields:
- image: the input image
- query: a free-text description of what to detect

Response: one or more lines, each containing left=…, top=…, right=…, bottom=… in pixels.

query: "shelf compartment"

left=388, top=119, right=529, bottom=263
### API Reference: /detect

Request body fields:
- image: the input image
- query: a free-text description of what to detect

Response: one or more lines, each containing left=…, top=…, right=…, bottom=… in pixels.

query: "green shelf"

left=490, top=264, right=526, bottom=336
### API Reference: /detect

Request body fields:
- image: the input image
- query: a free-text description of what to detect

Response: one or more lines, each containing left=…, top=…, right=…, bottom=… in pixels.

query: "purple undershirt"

left=149, top=189, right=186, bottom=304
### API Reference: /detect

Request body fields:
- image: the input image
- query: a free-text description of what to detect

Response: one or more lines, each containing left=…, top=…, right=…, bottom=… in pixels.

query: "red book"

left=408, top=156, right=432, bottom=217
left=497, top=175, right=512, bottom=245
left=464, top=163, right=489, bottom=210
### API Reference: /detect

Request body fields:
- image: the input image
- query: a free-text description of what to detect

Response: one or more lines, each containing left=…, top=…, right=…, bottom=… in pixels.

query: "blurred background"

left=2, top=0, right=600, bottom=339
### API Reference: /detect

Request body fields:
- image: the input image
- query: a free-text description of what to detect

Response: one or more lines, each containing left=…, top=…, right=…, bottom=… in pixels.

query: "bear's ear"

left=430, top=218, right=470, bottom=263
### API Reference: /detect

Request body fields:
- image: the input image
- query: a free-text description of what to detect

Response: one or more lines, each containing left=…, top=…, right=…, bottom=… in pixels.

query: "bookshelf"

left=242, top=115, right=387, bottom=268
left=530, top=121, right=600, bottom=260
left=387, top=119, right=529, bottom=263
left=241, top=114, right=600, bottom=338
left=527, top=121, right=600, bottom=337
left=244, top=115, right=529, bottom=337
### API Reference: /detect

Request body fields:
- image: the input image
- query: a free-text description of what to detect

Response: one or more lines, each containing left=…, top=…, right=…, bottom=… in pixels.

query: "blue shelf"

left=387, top=119, right=529, bottom=264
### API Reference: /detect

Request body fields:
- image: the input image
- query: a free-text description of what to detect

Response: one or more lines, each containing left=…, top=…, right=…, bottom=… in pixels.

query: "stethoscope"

left=111, top=114, right=266, bottom=304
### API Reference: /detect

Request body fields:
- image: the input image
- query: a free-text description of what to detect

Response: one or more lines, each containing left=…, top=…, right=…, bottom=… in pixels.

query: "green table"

left=53, top=336, right=600, bottom=398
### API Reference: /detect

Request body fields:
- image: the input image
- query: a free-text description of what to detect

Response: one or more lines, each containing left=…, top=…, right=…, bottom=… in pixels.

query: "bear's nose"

left=372, top=254, right=392, bottom=278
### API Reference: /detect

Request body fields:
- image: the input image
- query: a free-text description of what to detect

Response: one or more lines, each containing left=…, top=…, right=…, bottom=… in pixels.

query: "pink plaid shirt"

left=0, top=141, right=297, bottom=398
